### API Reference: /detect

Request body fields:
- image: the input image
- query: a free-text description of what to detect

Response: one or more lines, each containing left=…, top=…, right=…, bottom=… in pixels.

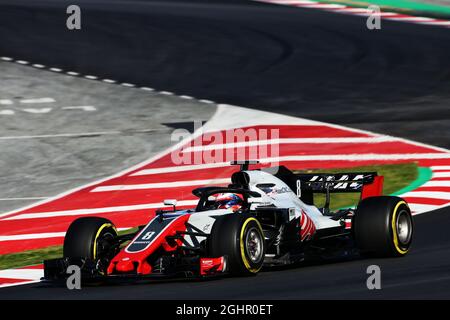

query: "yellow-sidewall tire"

left=353, top=196, right=413, bottom=257
left=63, top=217, right=118, bottom=261
left=208, top=214, right=265, bottom=275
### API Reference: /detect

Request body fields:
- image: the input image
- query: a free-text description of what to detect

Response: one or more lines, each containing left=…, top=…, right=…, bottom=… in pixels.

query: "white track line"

left=302, top=3, right=346, bottom=8
left=401, top=191, right=450, bottom=200
left=0, top=99, right=13, bottom=105
left=199, top=99, right=215, bottom=104
left=0, top=232, right=65, bottom=241
left=182, top=136, right=399, bottom=152
left=0, top=280, right=41, bottom=289
left=0, top=269, right=42, bottom=280
left=4, top=200, right=199, bottom=220
left=264, top=154, right=450, bottom=162
left=20, top=98, right=55, bottom=104
left=0, top=131, right=122, bottom=140
left=337, top=8, right=369, bottom=13
left=131, top=162, right=233, bottom=176
left=421, top=180, right=450, bottom=187
left=386, top=16, right=435, bottom=22
left=22, top=108, right=52, bottom=114
left=91, top=178, right=230, bottom=192
left=343, top=11, right=399, bottom=17
left=62, top=106, right=97, bottom=111
left=409, top=203, right=443, bottom=214
left=0, top=197, right=48, bottom=201
left=431, top=166, right=450, bottom=171
left=0, top=227, right=131, bottom=242
left=433, top=172, right=450, bottom=178
left=420, top=21, right=450, bottom=26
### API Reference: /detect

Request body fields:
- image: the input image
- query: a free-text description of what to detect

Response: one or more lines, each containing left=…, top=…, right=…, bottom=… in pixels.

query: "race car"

left=43, top=161, right=413, bottom=281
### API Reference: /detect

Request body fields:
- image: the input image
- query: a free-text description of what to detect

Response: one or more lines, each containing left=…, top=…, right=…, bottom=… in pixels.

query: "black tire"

left=63, top=217, right=118, bottom=261
left=208, top=214, right=265, bottom=275
left=353, top=196, right=413, bottom=257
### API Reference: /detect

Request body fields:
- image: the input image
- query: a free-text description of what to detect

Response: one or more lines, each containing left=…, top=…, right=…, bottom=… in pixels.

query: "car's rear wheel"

left=353, top=196, right=413, bottom=257
left=63, top=217, right=119, bottom=272
left=208, top=214, right=265, bottom=275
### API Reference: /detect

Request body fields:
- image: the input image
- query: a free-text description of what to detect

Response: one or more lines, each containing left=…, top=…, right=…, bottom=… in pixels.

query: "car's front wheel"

left=63, top=217, right=119, bottom=273
left=208, top=214, right=265, bottom=275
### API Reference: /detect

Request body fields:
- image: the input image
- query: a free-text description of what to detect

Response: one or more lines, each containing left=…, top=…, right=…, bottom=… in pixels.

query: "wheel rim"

left=245, top=227, right=263, bottom=263
left=396, top=209, right=412, bottom=245
left=96, top=231, right=115, bottom=259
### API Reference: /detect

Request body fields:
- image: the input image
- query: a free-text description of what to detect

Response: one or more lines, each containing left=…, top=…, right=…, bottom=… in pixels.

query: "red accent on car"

left=300, top=210, right=316, bottom=241
left=107, top=214, right=190, bottom=275
left=200, top=256, right=226, bottom=276
left=137, top=260, right=152, bottom=275
left=115, top=259, right=135, bottom=273
left=361, top=175, right=384, bottom=200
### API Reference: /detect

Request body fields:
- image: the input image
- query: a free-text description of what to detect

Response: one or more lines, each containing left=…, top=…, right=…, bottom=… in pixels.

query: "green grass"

left=0, top=163, right=418, bottom=270
left=0, top=228, right=138, bottom=271
left=294, top=162, right=418, bottom=210
left=0, top=245, right=62, bottom=270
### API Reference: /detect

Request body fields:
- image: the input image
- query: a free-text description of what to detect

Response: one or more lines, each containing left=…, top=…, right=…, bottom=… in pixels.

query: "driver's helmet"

left=214, top=193, right=243, bottom=211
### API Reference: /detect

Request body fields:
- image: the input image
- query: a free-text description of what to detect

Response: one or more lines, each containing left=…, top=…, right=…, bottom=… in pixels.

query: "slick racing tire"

left=63, top=217, right=118, bottom=263
left=353, top=196, right=413, bottom=257
left=208, top=214, right=265, bottom=276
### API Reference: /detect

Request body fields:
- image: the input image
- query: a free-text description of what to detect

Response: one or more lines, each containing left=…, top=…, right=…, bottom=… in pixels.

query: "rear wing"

left=273, top=166, right=384, bottom=205
left=295, top=172, right=378, bottom=193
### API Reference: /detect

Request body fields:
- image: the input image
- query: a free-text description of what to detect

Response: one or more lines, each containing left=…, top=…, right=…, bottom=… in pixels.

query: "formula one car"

left=44, top=161, right=413, bottom=281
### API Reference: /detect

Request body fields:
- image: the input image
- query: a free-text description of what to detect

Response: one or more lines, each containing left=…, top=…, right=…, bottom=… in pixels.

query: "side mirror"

left=163, top=199, right=177, bottom=211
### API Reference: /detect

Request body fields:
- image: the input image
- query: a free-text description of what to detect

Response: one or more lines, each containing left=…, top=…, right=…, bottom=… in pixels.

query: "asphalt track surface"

left=0, top=0, right=449, bottom=298
left=0, top=62, right=216, bottom=212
